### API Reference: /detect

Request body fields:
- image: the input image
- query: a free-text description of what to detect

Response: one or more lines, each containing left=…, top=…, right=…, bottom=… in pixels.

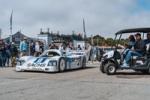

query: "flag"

left=83, top=19, right=85, bottom=33
left=10, top=10, right=13, bottom=30
left=10, top=10, right=13, bottom=42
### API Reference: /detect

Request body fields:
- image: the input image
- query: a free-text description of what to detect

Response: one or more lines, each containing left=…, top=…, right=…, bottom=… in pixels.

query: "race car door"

left=66, top=55, right=81, bottom=69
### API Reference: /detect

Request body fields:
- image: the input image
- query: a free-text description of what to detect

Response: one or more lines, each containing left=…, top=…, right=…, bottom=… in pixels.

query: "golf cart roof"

left=115, top=28, right=150, bottom=35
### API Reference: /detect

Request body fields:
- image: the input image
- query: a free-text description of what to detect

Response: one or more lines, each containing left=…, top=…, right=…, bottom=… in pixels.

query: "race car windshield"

left=40, top=51, right=60, bottom=57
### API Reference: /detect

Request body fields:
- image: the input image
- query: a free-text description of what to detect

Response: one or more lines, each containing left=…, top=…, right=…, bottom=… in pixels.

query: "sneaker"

left=121, top=63, right=129, bottom=68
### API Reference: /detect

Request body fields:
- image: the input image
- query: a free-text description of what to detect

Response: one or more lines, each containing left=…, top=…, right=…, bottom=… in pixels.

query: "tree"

left=105, top=38, right=114, bottom=46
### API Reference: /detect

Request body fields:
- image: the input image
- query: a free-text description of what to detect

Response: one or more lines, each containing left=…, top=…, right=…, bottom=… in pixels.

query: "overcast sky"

left=1, top=0, right=150, bottom=38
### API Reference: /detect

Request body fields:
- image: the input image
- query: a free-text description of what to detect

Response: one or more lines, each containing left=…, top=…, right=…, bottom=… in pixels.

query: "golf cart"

left=100, top=28, right=150, bottom=75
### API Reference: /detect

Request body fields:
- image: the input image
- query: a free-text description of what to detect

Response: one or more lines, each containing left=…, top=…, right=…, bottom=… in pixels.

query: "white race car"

left=16, top=49, right=86, bottom=72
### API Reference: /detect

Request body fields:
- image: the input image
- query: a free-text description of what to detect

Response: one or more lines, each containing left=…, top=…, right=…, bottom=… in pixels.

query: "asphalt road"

left=0, top=62, right=150, bottom=100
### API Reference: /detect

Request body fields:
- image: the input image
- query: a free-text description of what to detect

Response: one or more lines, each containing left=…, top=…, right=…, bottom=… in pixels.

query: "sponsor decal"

left=28, top=63, right=46, bottom=67
left=28, top=58, right=47, bottom=67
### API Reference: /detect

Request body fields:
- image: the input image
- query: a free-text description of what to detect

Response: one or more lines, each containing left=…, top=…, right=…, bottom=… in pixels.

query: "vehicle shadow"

left=48, top=66, right=96, bottom=74
left=115, top=71, right=150, bottom=79
left=63, top=66, right=96, bottom=73
left=16, top=67, right=96, bottom=74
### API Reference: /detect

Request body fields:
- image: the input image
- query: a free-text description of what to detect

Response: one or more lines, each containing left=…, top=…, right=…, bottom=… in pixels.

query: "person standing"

left=0, top=40, right=5, bottom=67
left=91, top=46, right=96, bottom=63
left=10, top=42, right=18, bottom=67
left=30, top=41, right=35, bottom=56
left=40, top=42, right=44, bottom=54
left=66, top=44, right=72, bottom=55
left=19, top=38, right=28, bottom=57
left=34, top=41, right=40, bottom=57
left=2, top=43, right=7, bottom=67
left=5, top=42, right=11, bottom=67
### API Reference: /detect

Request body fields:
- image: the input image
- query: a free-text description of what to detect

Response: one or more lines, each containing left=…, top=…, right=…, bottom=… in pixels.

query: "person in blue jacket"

left=19, top=38, right=28, bottom=57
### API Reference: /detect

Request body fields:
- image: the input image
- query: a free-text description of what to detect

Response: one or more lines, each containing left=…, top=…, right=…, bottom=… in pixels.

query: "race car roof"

left=115, top=28, right=150, bottom=35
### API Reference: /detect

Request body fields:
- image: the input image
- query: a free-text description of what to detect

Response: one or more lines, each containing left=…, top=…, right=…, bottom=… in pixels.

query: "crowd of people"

left=0, top=40, right=18, bottom=67
left=0, top=38, right=45, bottom=67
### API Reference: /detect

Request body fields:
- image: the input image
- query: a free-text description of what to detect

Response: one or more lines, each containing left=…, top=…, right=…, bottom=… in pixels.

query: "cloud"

left=1, top=0, right=150, bottom=38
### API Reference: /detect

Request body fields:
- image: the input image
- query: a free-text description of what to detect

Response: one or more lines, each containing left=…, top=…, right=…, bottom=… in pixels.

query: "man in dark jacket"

left=10, top=42, right=18, bottom=67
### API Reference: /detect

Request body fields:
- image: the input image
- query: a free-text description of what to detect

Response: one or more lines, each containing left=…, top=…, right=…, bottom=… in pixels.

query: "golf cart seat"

left=132, top=56, right=145, bottom=60
left=131, top=55, right=146, bottom=66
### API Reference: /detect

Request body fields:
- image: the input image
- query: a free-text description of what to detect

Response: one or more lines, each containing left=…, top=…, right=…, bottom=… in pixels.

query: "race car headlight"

left=17, top=60, right=25, bottom=66
left=48, top=61, right=57, bottom=66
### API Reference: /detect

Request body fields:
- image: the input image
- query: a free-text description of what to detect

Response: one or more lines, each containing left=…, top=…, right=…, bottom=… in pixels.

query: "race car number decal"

left=34, top=58, right=47, bottom=63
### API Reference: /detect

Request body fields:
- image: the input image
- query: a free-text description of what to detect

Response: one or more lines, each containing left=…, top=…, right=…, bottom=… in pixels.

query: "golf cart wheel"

left=58, top=58, right=66, bottom=72
left=105, top=63, right=116, bottom=75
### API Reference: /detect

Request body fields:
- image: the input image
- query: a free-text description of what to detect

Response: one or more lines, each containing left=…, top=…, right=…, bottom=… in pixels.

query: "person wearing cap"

left=122, top=33, right=145, bottom=67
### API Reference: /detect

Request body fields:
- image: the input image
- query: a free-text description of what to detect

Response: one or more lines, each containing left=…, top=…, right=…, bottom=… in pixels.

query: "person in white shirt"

left=34, top=41, right=40, bottom=57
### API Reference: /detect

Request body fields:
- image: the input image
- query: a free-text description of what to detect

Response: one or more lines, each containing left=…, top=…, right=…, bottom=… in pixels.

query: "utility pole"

left=91, top=35, right=93, bottom=46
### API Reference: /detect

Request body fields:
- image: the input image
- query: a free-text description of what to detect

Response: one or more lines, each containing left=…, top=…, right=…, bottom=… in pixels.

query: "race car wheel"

left=105, top=63, right=116, bottom=75
left=140, top=70, right=149, bottom=74
left=16, top=69, right=22, bottom=72
left=16, top=68, right=24, bottom=72
left=59, top=58, right=66, bottom=72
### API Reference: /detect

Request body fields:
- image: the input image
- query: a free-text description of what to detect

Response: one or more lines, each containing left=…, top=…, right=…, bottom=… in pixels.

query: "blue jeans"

left=6, top=50, right=11, bottom=66
left=125, top=50, right=142, bottom=64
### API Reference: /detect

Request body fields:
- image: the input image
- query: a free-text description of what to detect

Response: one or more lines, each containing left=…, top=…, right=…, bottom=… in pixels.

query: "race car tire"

left=105, top=63, right=116, bottom=75
left=58, top=58, right=66, bottom=72
left=140, top=70, right=149, bottom=74
left=16, top=68, right=24, bottom=72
